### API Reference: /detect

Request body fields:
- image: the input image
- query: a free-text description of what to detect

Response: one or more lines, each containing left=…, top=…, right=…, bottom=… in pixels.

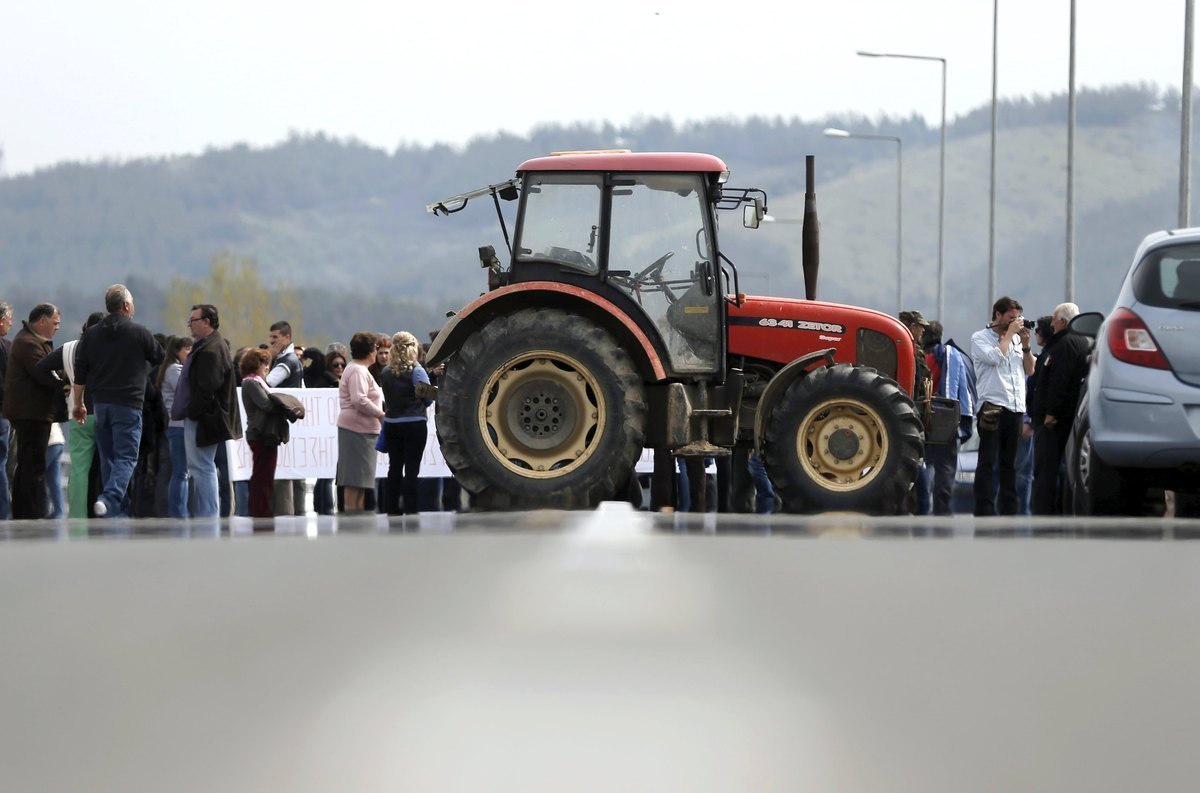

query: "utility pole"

left=1182, top=0, right=1195, bottom=228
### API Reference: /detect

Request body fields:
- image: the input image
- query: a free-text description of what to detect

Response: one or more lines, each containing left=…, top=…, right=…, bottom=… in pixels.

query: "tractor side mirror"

left=479, top=245, right=500, bottom=269
left=743, top=198, right=765, bottom=229
left=498, top=184, right=519, bottom=201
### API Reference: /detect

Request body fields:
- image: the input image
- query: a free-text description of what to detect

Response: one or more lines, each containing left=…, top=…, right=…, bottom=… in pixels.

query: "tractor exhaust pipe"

left=802, top=155, right=819, bottom=301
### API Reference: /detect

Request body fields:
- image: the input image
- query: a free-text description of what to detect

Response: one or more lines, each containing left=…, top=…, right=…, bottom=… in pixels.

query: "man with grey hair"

left=0, top=300, right=13, bottom=519
left=72, top=285, right=164, bottom=517
left=1029, top=301, right=1090, bottom=514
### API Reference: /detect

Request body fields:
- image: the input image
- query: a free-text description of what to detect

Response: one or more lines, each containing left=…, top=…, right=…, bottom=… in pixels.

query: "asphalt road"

left=2, top=505, right=1198, bottom=792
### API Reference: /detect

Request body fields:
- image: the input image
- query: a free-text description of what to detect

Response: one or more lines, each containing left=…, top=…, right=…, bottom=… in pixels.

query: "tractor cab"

left=428, top=150, right=765, bottom=379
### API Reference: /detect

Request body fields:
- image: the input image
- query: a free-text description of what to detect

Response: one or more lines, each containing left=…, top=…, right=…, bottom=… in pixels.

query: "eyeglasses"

left=331, top=361, right=346, bottom=369
left=186, top=317, right=205, bottom=325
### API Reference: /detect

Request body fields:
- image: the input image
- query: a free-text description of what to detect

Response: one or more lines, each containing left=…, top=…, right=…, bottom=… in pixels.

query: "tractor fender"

left=753, top=348, right=837, bottom=453
left=426, top=281, right=667, bottom=381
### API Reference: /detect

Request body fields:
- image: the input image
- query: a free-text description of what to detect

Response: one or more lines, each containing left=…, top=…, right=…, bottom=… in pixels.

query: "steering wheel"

left=634, top=251, right=675, bottom=282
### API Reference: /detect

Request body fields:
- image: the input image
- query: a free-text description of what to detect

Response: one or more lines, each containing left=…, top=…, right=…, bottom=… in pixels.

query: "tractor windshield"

left=608, top=173, right=720, bottom=373
left=515, top=174, right=602, bottom=274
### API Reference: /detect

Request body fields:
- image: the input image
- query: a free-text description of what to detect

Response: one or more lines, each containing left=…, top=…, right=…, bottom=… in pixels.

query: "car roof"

left=1135, top=227, right=1200, bottom=258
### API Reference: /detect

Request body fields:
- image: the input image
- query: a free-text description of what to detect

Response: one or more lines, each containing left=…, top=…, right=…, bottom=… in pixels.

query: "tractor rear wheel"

left=436, top=309, right=647, bottom=510
left=762, top=363, right=923, bottom=514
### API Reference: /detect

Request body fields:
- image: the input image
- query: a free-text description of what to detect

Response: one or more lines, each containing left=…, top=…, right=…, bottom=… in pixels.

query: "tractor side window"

left=516, top=175, right=602, bottom=274
left=609, top=173, right=719, bottom=373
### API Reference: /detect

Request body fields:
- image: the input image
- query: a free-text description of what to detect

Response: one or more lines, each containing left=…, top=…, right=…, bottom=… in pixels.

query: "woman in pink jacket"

left=336, top=332, right=386, bottom=513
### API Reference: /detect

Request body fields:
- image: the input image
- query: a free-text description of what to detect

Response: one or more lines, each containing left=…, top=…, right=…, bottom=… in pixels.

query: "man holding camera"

left=970, top=296, right=1036, bottom=515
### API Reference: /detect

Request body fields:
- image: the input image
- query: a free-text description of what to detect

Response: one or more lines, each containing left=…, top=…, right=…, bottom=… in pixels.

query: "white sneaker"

left=93, top=500, right=108, bottom=517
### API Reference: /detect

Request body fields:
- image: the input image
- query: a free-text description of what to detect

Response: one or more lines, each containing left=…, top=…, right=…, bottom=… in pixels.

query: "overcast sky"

left=1, top=0, right=1193, bottom=176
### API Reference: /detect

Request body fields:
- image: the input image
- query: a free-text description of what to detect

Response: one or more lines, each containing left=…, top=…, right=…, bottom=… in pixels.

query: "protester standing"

left=175, top=304, right=241, bottom=518
left=3, top=303, right=62, bottom=519
left=158, top=336, right=193, bottom=517
left=971, top=296, right=1035, bottom=516
left=379, top=331, right=432, bottom=515
left=265, top=320, right=306, bottom=515
left=312, top=349, right=346, bottom=515
left=0, top=301, right=16, bottom=519
left=336, top=332, right=385, bottom=513
left=1030, top=302, right=1090, bottom=514
left=71, top=286, right=165, bottom=517
left=899, top=309, right=932, bottom=513
left=922, top=321, right=977, bottom=515
left=240, top=348, right=290, bottom=518
left=37, top=312, right=104, bottom=517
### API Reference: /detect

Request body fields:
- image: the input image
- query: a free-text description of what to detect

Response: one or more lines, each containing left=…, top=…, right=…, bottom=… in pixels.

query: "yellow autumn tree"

left=161, top=251, right=303, bottom=349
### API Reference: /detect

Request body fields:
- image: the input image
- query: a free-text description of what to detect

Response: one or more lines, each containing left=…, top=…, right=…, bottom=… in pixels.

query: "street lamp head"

left=823, top=128, right=850, bottom=138
left=856, top=50, right=883, bottom=57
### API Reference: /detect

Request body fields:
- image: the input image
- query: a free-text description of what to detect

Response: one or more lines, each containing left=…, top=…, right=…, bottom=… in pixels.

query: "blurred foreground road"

left=2, top=504, right=1198, bottom=792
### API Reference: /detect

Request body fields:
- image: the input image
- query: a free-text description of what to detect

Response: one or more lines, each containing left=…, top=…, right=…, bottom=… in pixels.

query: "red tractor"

left=425, top=150, right=923, bottom=513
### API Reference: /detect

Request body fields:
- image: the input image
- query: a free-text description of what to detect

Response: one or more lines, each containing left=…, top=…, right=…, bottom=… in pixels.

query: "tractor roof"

left=517, top=150, right=728, bottom=174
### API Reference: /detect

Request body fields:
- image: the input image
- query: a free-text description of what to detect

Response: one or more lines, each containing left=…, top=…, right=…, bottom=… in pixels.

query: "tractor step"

left=690, top=409, right=732, bottom=417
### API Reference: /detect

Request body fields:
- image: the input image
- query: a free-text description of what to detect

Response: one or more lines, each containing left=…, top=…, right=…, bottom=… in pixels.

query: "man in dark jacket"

left=71, top=285, right=165, bottom=517
left=0, top=300, right=13, bottom=520
left=1030, top=302, right=1091, bottom=514
left=174, top=304, right=241, bottom=518
left=3, top=303, right=62, bottom=519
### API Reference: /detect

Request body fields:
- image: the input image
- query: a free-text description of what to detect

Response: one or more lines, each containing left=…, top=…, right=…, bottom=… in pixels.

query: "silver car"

left=1065, top=228, right=1200, bottom=516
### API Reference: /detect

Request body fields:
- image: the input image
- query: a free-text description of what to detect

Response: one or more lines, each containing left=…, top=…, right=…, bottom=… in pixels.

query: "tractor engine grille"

left=856, top=328, right=898, bottom=380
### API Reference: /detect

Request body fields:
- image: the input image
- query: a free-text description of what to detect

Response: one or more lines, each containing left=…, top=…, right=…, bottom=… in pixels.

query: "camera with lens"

left=1022, top=319, right=1035, bottom=329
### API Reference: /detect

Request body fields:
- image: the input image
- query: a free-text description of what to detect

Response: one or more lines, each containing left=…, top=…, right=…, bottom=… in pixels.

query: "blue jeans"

left=915, top=463, right=933, bottom=515
left=94, top=403, right=144, bottom=517
left=234, top=480, right=250, bottom=517
left=184, top=419, right=219, bottom=517
left=165, top=426, right=190, bottom=518
left=0, top=416, right=10, bottom=520
left=45, top=441, right=65, bottom=518
left=675, top=457, right=691, bottom=513
left=748, top=453, right=776, bottom=514
left=926, top=439, right=960, bottom=515
left=1015, top=430, right=1034, bottom=516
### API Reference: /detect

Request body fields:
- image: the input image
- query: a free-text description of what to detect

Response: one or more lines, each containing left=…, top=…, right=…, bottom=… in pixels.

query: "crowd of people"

left=0, top=286, right=452, bottom=521
left=0, top=286, right=1092, bottom=522
left=901, top=296, right=1091, bottom=517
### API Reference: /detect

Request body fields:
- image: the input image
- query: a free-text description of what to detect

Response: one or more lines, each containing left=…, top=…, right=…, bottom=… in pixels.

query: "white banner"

left=227, top=388, right=708, bottom=481
left=228, top=388, right=451, bottom=481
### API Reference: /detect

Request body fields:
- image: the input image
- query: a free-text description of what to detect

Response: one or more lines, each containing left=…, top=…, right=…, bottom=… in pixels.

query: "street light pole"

left=858, top=50, right=946, bottom=320
left=1067, top=0, right=1076, bottom=302
left=1181, top=0, right=1195, bottom=228
left=989, top=0, right=999, bottom=316
left=825, top=127, right=903, bottom=313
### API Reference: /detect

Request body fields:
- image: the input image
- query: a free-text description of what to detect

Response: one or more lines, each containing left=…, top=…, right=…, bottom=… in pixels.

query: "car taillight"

left=1106, top=307, right=1170, bottom=369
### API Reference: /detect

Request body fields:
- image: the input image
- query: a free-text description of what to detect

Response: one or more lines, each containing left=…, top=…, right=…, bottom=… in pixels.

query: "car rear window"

left=1131, top=244, right=1200, bottom=308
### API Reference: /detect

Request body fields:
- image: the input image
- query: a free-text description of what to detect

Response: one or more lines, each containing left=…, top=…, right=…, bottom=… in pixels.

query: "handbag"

left=977, top=401, right=1004, bottom=433
left=375, top=430, right=387, bottom=452
left=268, top=392, right=305, bottom=423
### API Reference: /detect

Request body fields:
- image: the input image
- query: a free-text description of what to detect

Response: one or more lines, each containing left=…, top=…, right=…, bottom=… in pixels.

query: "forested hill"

left=0, top=83, right=1189, bottom=349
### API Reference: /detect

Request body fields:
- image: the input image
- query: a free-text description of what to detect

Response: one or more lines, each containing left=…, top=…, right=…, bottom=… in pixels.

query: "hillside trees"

left=161, top=251, right=302, bottom=350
